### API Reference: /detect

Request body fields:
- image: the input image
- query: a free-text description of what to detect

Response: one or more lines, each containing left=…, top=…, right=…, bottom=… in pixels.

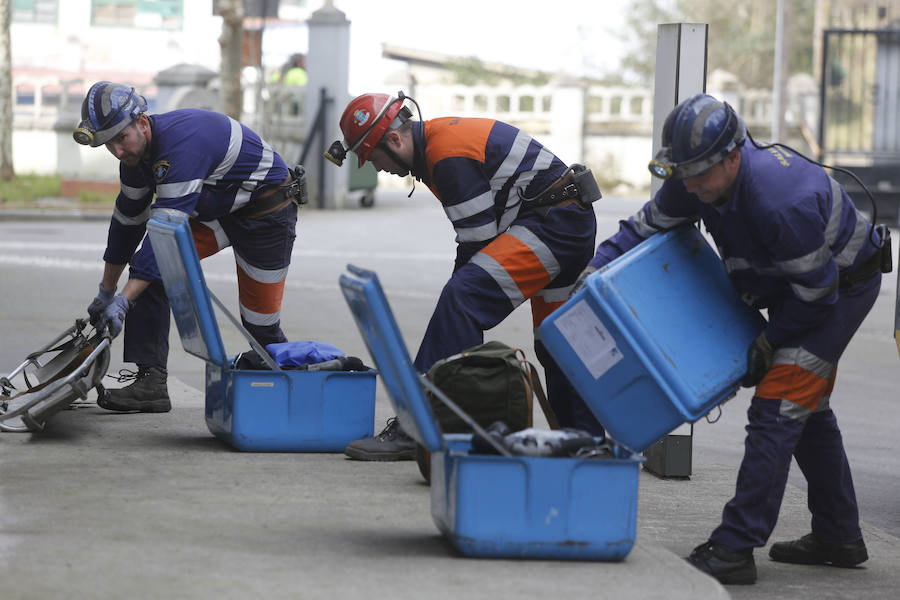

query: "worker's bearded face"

left=105, top=120, right=149, bottom=167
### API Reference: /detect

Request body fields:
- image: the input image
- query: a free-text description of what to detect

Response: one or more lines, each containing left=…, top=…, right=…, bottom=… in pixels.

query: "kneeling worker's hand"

left=569, top=266, right=597, bottom=298
left=741, top=333, right=773, bottom=388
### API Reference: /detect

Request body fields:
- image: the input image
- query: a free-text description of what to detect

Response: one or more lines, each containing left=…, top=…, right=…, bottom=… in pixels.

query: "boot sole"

left=687, top=556, right=757, bottom=585
left=769, top=547, right=868, bottom=567
left=98, top=396, right=172, bottom=413
left=716, top=569, right=757, bottom=585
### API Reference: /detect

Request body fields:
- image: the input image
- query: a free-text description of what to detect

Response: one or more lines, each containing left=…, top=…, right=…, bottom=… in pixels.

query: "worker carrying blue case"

left=539, top=225, right=766, bottom=452
left=339, top=264, right=643, bottom=561
left=145, top=213, right=376, bottom=452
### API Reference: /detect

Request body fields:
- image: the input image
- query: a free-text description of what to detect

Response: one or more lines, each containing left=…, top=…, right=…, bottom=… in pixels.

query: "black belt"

left=232, top=166, right=309, bottom=220
left=527, top=172, right=580, bottom=208
left=839, top=249, right=881, bottom=289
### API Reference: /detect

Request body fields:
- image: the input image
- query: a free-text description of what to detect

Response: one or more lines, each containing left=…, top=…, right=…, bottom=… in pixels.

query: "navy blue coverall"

left=103, top=109, right=297, bottom=370
left=589, top=143, right=882, bottom=549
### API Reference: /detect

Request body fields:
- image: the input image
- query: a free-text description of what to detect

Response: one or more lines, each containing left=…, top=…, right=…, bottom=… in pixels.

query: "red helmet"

left=338, top=93, right=404, bottom=167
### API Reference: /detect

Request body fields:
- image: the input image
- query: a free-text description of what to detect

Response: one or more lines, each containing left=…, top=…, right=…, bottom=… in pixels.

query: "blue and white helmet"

left=648, top=93, right=746, bottom=180
left=73, top=81, right=148, bottom=147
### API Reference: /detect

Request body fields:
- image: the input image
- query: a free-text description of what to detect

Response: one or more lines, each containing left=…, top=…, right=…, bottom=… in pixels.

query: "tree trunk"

left=218, top=0, right=243, bottom=120
left=0, top=0, right=15, bottom=180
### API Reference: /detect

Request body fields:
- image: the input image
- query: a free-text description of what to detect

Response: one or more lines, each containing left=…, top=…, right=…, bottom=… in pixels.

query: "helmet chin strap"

left=378, top=142, right=417, bottom=197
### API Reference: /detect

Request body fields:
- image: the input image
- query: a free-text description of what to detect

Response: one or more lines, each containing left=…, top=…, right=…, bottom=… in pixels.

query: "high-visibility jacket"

left=410, top=118, right=570, bottom=268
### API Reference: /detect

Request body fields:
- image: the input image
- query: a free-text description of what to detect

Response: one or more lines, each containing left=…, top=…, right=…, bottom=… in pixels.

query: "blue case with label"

left=340, top=265, right=642, bottom=560
left=146, top=214, right=375, bottom=452
left=539, top=226, right=765, bottom=452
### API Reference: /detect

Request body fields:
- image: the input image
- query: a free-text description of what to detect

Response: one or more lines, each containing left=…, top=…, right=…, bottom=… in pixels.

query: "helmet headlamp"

left=73, top=122, right=96, bottom=146
left=324, top=140, right=348, bottom=166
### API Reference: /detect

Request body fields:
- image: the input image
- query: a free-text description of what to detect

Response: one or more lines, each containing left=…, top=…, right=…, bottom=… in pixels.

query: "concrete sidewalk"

left=2, top=379, right=899, bottom=600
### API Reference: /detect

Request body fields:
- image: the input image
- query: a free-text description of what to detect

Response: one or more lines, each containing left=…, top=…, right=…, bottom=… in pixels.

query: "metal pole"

left=317, top=86, right=329, bottom=209
left=818, top=30, right=831, bottom=162
left=772, top=0, right=786, bottom=142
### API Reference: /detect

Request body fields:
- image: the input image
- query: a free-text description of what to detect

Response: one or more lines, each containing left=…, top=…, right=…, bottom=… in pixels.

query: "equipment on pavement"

left=1, top=319, right=111, bottom=432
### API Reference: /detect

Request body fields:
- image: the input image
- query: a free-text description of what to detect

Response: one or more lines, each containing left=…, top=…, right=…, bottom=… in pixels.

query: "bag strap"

left=515, top=350, right=560, bottom=430
left=513, top=349, right=534, bottom=428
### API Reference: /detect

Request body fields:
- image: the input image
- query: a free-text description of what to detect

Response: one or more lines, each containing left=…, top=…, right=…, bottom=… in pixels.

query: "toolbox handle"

left=419, top=374, right=512, bottom=457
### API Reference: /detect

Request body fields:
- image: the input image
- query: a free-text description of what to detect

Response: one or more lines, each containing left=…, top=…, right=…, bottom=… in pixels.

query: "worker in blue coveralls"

left=575, top=93, right=888, bottom=585
left=74, top=81, right=305, bottom=413
left=325, top=91, right=605, bottom=460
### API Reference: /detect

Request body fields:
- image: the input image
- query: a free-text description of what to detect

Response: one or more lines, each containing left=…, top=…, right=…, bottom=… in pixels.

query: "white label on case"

left=553, top=299, right=623, bottom=379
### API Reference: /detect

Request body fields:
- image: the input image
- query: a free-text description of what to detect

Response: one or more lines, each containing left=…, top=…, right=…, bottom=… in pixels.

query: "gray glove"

left=569, top=266, right=598, bottom=298
left=97, top=294, right=133, bottom=339
left=87, top=283, right=116, bottom=326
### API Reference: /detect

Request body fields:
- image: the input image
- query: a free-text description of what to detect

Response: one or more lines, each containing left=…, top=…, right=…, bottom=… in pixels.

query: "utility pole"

left=0, top=0, right=14, bottom=180
left=771, top=0, right=789, bottom=142
left=218, top=0, right=244, bottom=120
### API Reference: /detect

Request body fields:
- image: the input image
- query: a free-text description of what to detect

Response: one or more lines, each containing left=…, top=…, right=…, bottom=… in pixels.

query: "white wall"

left=12, top=1, right=223, bottom=79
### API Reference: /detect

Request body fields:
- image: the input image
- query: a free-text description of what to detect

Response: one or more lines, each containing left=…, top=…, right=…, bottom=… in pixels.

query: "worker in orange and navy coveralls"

left=326, top=92, right=604, bottom=461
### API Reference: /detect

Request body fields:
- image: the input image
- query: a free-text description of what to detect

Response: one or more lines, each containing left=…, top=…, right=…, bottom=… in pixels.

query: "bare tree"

left=0, top=0, right=14, bottom=180
left=218, top=0, right=244, bottom=120
left=622, top=0, right=816, bottom=88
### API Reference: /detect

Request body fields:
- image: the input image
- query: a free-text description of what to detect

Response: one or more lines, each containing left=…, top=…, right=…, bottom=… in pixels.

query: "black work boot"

left=687, top=541, right=757, bottom=585
left=344, top=417, right=416, bottom=461
left=99, top=366, right=171, bottom=413
left=769, top=533, right=868, bottom=567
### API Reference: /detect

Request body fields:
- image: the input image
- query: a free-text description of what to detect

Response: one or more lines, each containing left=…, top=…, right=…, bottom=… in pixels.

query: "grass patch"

left=0, top=174, right=117, bottom=207
left=0, top=174, right=61, bottom=206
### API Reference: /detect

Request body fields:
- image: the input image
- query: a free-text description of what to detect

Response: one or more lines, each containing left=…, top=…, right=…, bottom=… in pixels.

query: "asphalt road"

left=1, top=189, right=899, bottom=599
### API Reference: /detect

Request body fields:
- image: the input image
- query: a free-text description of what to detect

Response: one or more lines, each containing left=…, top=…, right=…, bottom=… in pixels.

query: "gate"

left=819, top=27, right=900, bottom=224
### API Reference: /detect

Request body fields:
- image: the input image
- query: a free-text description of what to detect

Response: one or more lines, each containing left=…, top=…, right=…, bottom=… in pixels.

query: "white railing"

left=10, top=73, right=819, bottom=187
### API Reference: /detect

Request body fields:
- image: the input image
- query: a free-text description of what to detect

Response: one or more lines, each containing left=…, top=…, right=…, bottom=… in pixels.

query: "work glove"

left=87, top=284, right=116, bottom=326
left=569, top=266, right=598, bottom=298
left=741, top=333, right=773, bottom=388
left=97, top=294, right=133, bottom=339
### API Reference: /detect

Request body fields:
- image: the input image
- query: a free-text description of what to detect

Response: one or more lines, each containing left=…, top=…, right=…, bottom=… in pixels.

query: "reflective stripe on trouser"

left=123, top=203, right=297, bottom=367
left=709, top=273, right=880, bottom=550
left=413, top=204, right=603, bottom=434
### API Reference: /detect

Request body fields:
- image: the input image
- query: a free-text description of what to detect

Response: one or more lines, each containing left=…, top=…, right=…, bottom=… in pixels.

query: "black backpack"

left=417, top=341, right=559, bottom=482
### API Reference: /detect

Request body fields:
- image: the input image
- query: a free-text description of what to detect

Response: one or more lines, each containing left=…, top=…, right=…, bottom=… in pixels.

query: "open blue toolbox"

left=539, top=225, right=766, bottom=452
left=146, top=213, right=376, bottom=452
left=339, top=265, right=643, bottom=560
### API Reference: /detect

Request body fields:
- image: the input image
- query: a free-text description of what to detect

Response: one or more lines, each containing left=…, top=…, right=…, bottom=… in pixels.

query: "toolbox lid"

left=146, top=214, right=229, bottom=366
left=339, top=265, right=445, bottom=452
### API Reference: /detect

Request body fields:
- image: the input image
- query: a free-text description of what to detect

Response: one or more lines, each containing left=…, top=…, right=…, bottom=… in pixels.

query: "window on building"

left=610, top=96, right=622, bottom=115
left=629, top=96, right=644, bottom=116
left=91, top=0, right=183, bottom=30
left=12, top=0, right=58, bottom=23
left=587, top=95, right=604, bottom=114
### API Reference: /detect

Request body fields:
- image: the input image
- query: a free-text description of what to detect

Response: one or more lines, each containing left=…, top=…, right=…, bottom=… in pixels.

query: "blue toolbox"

left=539, top=225, right=766, bottom=452
left=339, top=265, right=643, bottom=560
left=146, top=214, right=376, bottom=452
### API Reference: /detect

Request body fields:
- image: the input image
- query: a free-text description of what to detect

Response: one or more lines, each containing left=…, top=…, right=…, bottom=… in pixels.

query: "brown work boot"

left=99, top=366, right=171, bottom=413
